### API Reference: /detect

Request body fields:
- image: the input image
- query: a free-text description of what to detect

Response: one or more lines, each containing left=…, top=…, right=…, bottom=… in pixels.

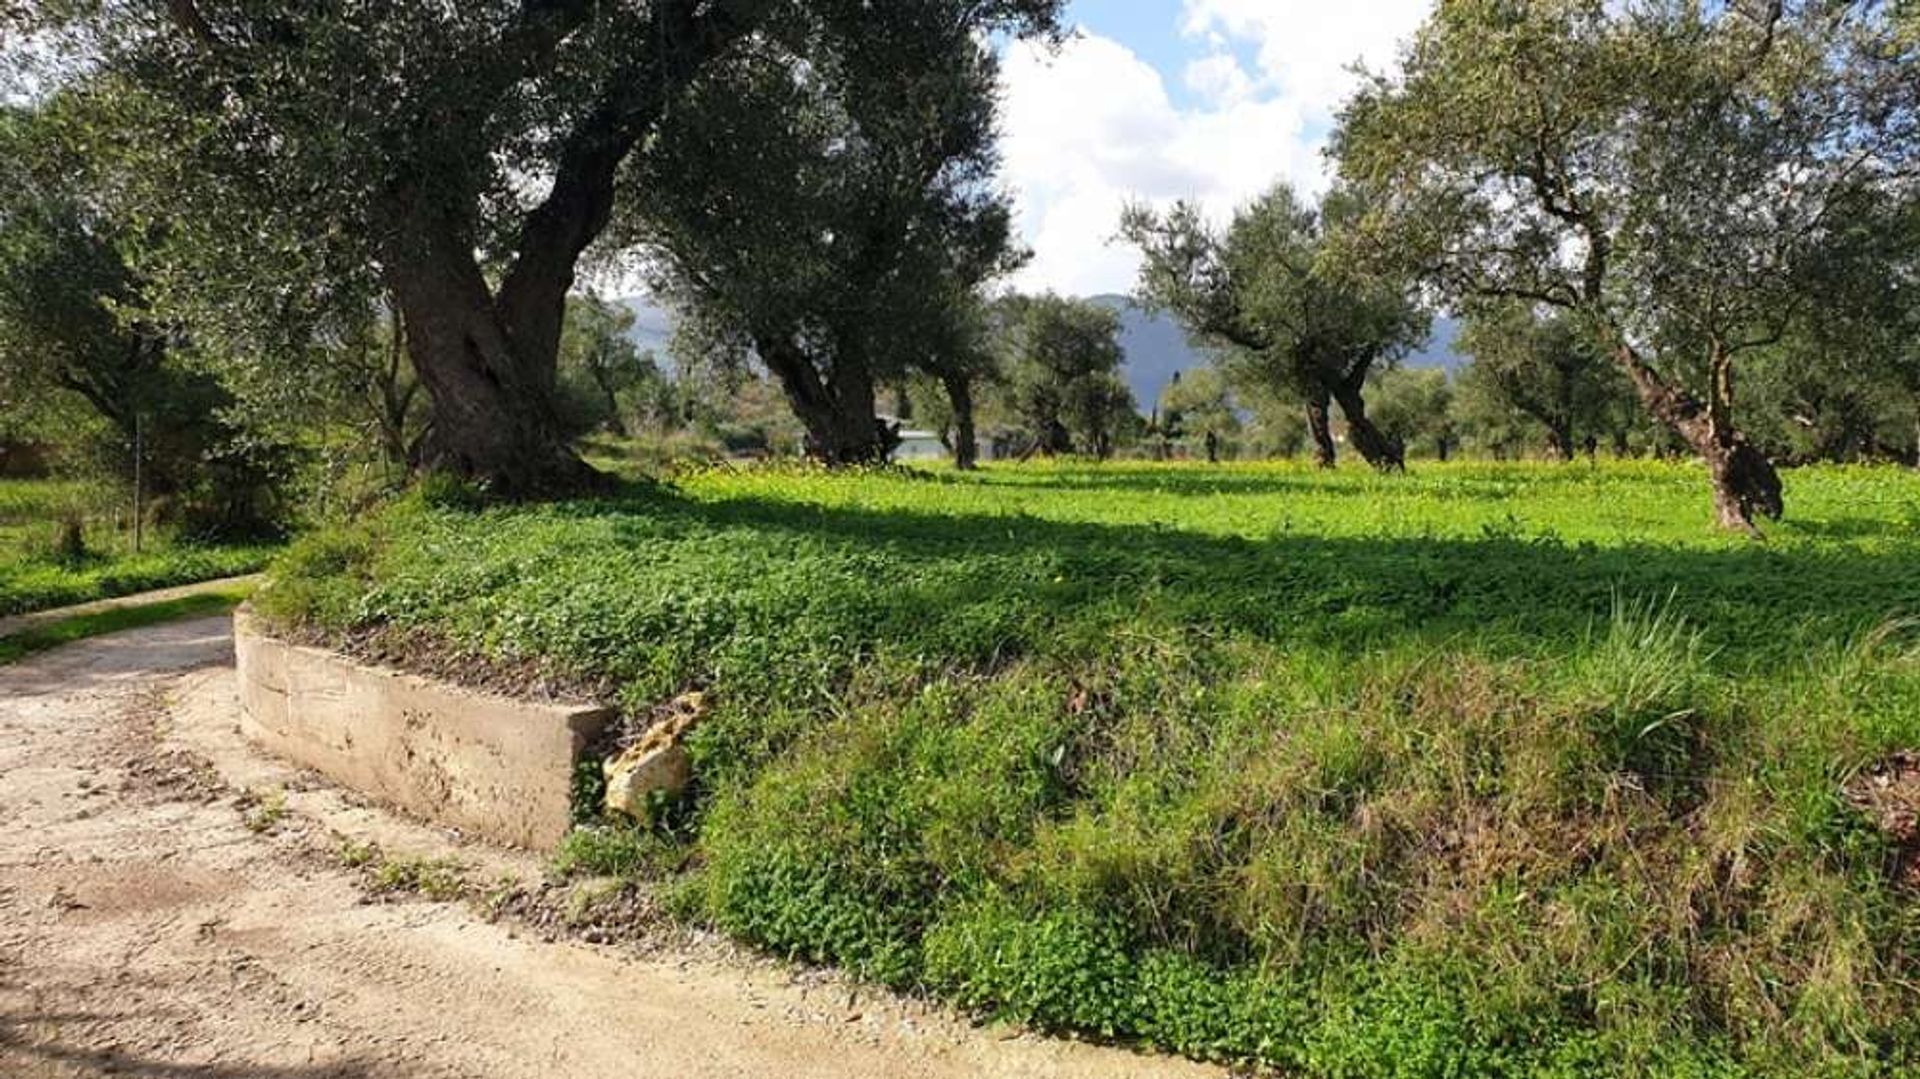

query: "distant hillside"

left=1090, top=295, right=1464, bottom=411
left=1086, top=295, right=1203, bottom=413
left=615, top=293, right=1462, bottom=404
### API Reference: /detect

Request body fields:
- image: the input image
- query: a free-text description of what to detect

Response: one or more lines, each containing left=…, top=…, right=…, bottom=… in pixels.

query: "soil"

left=0, top=616, right=1222, bottom=1079
left=1844, top=751, right=1920, bottom=890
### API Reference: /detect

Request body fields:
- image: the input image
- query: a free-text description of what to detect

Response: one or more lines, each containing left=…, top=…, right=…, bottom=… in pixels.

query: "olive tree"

left=556, top=296, right=659, bottom=439
left=916, top=291, right=1005, bottom=470
left=1336, top=0, right=1918, bottom=530
left=626, top=1, right=1056, bottom=465
left=16, top=0, right=1056, bottom=492
left=1454, top=305, right=1636, bottom=461
left=1122, top=185, right=1429, bottom=471
left=1160, top=368, right=1241, bottom=462
left=14, top=0, right=795, bottom=494
left=0, top=99, right=288, bottom=533
left=1749, top=189, right=1920, bottom=465
left=1368, top=368, right=1457, bottom=462
left=1000, top=294, right=1132, bottom=458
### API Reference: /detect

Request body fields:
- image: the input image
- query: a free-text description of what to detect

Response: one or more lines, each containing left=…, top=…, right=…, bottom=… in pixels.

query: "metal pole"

left=132, top=412, right=143, bottom=555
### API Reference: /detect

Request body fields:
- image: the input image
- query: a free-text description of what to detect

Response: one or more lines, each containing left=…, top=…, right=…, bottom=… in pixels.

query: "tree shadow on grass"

left=950, top=465, right=1356, bottom=499
left=604, top=488, right=1920, bottom=667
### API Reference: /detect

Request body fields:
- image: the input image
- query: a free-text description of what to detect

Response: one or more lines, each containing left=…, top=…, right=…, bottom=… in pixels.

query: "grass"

left=371, top=854, right=469, bottom=901
left=0, top=582, right=255, bottom=664
left=0, top=477, right=278, bottom=617
left=260, top=459, right=1920, bottom=1078
left=333, top=836, right=470, bottom=901
left=0, top=477, right=94, bottom=521
left=241, top=787, right=290, bottom=833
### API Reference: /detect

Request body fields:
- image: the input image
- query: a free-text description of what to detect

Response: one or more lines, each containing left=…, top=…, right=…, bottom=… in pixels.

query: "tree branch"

left=163, top=0, right=221, bottom=48
left=495, top=0, right=764, bottom=374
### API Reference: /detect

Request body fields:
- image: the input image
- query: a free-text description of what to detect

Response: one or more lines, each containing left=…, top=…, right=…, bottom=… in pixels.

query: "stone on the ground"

left=603, top=691, right=707, bottom=819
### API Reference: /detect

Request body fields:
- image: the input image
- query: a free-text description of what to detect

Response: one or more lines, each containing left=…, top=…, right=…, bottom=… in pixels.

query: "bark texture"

left=942, top=372, right=979, bottom=470
left=382, top=224, right=603, bottom=498
left=1331, top=375, right=1405, bottom=472
left=1613, top=344, right=1782, bottom=532
left=760, top=340, right=899, bottom=465
left=376, top=0, right=755, bottom=496
left=1305, top=392, right=1337, bottom=468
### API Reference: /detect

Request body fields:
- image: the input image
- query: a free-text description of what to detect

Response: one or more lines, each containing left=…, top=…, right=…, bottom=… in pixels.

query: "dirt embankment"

left=0, top=616, right=1219, bottom=1079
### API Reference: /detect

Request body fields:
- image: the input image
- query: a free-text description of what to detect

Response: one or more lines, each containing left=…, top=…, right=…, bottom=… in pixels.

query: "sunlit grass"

left=262, top=459, right=1920, bottom=1077
left=0, top=478, right=277, bottom=616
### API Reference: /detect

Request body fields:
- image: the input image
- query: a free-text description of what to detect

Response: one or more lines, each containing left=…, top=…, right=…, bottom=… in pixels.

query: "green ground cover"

left=0, top=478, right=277, bottom=616
left=263, top=460, right=1920, bottom=1078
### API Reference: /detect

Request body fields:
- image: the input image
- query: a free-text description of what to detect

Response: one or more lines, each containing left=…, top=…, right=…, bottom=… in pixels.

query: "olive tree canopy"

left=1122, top=185, right=1429, bottom=471
left=10, top=0, right=1058, bottom=493
left=626, top=0, right=1049, bottom=465
left=1335, top=0, right=1918, bottom=529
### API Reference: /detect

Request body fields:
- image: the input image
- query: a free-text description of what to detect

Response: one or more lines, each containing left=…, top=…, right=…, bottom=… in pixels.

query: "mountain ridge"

left=616, top=294, right=1463, bottom=410
left=1087, top=294, right=1461, bottom=411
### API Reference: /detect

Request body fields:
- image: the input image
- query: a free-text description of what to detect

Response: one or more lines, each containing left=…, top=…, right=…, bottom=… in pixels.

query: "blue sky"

left=1060, top=1, right=1228, bottom=109
left=1001, top=0, right=1433, bottom=296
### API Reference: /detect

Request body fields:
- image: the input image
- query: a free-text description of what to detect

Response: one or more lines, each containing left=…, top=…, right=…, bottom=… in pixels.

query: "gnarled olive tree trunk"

left=1329, top=371, right=1404, bottom=472
left=941, top=371, right=979, bottom=470
left=759, top=338, right=898, bottom=465
left=1305, top=390, right=1337, bottom=468
left=1613, top=342, right=1782, bottom=533
left=381, top=218, right=602, bottom=497
left=1039, top=419, right=1073, bottom=456
left=374, top=0, right=757, bottom=497
left=1544, top=420, right=1577, bottom=463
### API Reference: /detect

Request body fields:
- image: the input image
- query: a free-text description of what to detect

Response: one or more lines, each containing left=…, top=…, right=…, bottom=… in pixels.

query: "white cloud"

left=998, top=7, right=1432, bottom=297
left=1180, top=0, right=1431, bottom=117
left=1000, top=34, right=1316, bottom=297
left=1184, top=54, right=1255, bottom=106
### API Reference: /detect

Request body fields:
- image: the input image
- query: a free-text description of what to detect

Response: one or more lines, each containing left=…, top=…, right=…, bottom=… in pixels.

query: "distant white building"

left=892, top=428, right=947, bottom=462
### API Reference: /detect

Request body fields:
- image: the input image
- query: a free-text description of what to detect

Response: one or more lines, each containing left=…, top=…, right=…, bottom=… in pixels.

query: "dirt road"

left=0, top=617, right=1219, bottom=1079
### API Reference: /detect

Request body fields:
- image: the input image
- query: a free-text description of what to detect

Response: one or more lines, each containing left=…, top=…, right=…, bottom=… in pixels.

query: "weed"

left=569, top=755, right=608, bottom=827
left=241, top=787, right=288, bottom=833
left=482, top=874, right=526, bottom=918
left=561, top=878, right=627, bottom=927
left=335, top=836, right=379, bottom=869
left=553, top=823, right=690, bottom=879
left=371, top=854, right=468, bottom=902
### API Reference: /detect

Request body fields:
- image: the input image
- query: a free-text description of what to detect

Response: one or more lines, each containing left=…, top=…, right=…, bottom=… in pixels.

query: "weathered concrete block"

left=233, top=607, right=611, bottom=850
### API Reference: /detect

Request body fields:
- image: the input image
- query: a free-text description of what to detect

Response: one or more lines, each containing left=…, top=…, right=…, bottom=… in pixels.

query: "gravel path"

left=0, top=617, right=1219, bottom=1079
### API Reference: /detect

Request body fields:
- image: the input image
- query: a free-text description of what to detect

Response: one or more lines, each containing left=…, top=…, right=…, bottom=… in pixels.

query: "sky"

left=1000, top=0, right=1434, bottom=298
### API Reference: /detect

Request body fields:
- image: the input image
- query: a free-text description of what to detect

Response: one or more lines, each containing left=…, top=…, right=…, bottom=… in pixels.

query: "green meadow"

left=0, top=478, right=275, bottom=617
left=264, top=460, right=1920, bottom=1078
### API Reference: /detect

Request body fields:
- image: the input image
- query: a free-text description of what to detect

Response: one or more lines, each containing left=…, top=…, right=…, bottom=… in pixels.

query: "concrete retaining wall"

left=233, top=608, right=611, bottom=850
